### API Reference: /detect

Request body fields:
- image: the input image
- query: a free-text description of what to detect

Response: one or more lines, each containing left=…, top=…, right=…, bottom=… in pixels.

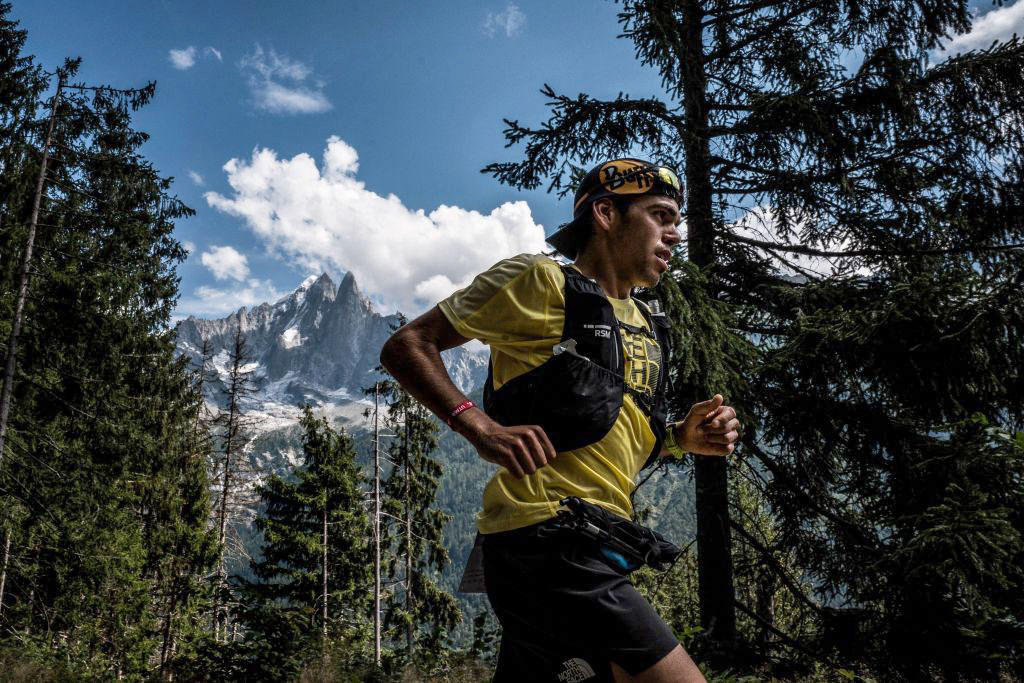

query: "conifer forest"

left=1, top=1, right=1022, bottom=681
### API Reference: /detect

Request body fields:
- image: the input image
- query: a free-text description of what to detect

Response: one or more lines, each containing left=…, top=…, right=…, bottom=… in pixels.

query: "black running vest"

left=482, top=265, right=671, bottom=471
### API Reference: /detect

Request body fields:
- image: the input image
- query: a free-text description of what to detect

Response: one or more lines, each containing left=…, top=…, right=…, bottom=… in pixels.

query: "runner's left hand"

left=676, top=394, right=739, bottom=456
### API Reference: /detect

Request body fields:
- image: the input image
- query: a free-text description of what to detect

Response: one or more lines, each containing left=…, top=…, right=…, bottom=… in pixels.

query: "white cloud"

left=200, top=245, right=250, bottom=281
left=729, top=205, right=874, bottom=279
left=176, top=278, right=286, bottom=318
left=188, top=170, right=204, bottom=186
left=484, top=4, right=526, bottom=38
left=239, top=45, right=331, bottom=115
left=169, top=46, right=198, bottom=70
left=182, top=240, right=196, bottom=256
left=205, top=46, right=223, bottom=61
left=936, top=1, right=1024, bottom=55
left=205, top=136, right=547, bottom=315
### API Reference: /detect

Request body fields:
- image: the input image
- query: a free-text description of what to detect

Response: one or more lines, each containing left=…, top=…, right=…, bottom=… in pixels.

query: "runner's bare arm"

left=379, top=305, right=557, bottom=479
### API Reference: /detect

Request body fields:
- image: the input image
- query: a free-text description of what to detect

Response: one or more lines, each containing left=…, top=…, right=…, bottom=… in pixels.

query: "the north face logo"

left=557, top=657, right=597, bottom=682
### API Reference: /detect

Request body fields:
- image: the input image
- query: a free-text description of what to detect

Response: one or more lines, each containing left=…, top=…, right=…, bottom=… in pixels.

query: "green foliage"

left=209, top=326, right=260, bottom=641
left=646, top=256, right=759, bottom=420
left=372, top=332, right=462, bottom=671
left=238, top=403, right=373, bottom=680
left=483, top=0, right=1024, bottom=678
left=0, top=5, right=216, bottom=678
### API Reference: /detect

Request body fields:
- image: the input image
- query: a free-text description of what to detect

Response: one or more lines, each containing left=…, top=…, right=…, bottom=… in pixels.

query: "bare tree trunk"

left=168, top=634, right=177, bottom=682
left=373, top=383, right=382, bottom=668
left=0, top=76, right=61, bottom=470
left=213, top=329, right=250, bottom=642
left=322, top=501, right=328, bottom=643
left=159, top=583, right=177, bottom=679
left=681, top=0, right=737, bottom=656
left=214, top=430, right=233, bottom=642
left=404, top=408, right=414, bottom=655
left=0, top=528, right=10, bottom=620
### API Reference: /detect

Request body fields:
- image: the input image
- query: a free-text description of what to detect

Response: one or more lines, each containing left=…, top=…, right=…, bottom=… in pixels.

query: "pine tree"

left=156, top=341, right=219, bottom=679
left=483, top=0, right=1024, bottom=675
left=376, top=348, right=461, bottom=674
left=210, top=326, right=258, bottom=643
left=239, top=403, right=373, bottom=680
left=0, top=10, right=213, bottom=676
left=0, top=5, right=54, bottom=625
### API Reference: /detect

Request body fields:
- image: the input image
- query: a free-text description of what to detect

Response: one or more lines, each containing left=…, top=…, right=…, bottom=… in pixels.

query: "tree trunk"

left=0, top=527, right=10, bottom=619
left=159, top=581, right=177, bottom=679
left=0, top=76, right=61, bottom=470
left=168, top=633, right=176, bottom=681
left=322, top=501, right=328, bottom=643
left=681, top=0, right=737, bottom=655
left=213, top=328, right=250, bottom=642
left=214, top=426, right=232, bottom=642
left=373, top=383, right=382, bottom=668
left=404, top=409, right=414, bottom=655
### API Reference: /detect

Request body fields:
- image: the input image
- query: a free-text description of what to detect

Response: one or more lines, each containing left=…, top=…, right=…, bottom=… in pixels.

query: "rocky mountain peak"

left=313, top=272, right=335, bottom=290
left=173, top=270, right=488, bottom=416
left=334, top=269, right=374, bottom=314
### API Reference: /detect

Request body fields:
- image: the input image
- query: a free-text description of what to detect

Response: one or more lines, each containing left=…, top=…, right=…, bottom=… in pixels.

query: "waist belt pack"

left=538, top=496, right=681, bottom=573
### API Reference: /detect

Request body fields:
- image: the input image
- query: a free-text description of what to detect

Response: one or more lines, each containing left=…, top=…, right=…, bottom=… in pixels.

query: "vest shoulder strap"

left=560, top=265, right=620, bottom=371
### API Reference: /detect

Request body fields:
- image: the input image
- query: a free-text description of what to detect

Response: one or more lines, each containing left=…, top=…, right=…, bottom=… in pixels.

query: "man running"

left=380, top=158, right=740, bottom=682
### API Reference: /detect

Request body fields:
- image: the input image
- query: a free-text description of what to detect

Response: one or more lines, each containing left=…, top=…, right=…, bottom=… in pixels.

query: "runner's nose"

left=665, top=224, right=682, bottom=246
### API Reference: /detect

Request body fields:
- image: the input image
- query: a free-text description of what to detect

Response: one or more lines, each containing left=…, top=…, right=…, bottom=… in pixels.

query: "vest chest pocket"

left=485, top=352, right=624, bottom=453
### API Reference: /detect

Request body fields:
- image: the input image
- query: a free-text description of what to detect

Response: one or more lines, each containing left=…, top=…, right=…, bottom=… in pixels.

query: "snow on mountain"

left=173, top=270, right=489, bottom=436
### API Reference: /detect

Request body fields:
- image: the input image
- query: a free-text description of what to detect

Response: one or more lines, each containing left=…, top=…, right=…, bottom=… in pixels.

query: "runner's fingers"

left=532, top=425, right=557, bottom=462
left=521, top=430, right=548, bottom=468
left=701, top=406, right=723, bottom=426
left=707, top=441, right=735, bottom=456
left=512, top=436, right=538, bottom=474
left=704, top=431, right=739, bottom=446
left=706, top=417, right=740, bottom=434
left=501, top=448, right=526, bottom=479
left=704, top=407, right=736, bottom=430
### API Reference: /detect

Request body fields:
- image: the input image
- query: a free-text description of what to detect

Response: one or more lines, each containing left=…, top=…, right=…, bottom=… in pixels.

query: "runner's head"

left=546, top=158, right=684, bottom=262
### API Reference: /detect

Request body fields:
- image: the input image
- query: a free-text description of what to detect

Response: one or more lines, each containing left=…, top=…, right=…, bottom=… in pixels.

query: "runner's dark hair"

left=574, top=195, right=637, bottom=257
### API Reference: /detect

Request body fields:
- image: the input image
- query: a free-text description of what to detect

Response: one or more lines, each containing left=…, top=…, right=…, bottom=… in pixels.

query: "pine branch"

left=729, top=517, right=821, bottom=613
left=745, top=439, right=874, bottom=545
left=704, top=1, right=819, bottom=63
left=721, top=231, right=1024, bottom=258
left=701, top=0, right=794, bottom=28
left=733, top=599, right=845, bottom=668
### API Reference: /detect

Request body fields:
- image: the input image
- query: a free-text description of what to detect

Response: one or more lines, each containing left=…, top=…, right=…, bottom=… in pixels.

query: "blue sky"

left=14, top=0, right=1020, bottom=320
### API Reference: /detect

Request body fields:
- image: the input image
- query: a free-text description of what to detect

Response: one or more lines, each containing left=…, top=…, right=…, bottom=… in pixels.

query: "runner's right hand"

left=469, top=422, right=557, bottom=479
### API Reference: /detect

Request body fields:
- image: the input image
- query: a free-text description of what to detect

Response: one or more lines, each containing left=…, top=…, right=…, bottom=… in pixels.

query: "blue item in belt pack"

left=537, top=496, right=681, bottom=572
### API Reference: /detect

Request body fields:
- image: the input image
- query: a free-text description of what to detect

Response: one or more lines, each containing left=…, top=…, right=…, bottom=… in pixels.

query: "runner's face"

left=609, top=195, right=683, bottom=288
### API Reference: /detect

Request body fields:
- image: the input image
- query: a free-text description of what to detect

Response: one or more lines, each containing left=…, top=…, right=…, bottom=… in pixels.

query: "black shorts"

left=482, top=521, right=680, bottom=682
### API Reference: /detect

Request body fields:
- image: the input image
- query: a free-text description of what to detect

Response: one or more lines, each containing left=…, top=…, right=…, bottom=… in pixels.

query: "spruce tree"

left=371, top=318, right=460, bottom=674
left=155, top=342, right=219, bottom=678
left=0, top=11, right=212, bottom=676
left=379, top=386, right=460, bottom=670
left=484, top=0, right=1024, bottom=675
left=240, top=403, right=373, bottom=680
left=210, top=326, right=258, bottom=643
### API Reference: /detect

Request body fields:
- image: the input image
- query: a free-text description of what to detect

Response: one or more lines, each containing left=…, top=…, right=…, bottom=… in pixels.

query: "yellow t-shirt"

left=438, top=253, right=664, bottom=534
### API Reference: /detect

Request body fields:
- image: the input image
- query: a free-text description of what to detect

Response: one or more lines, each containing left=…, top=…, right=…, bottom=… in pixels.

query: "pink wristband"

left=446, top=400, right=475, bottom=427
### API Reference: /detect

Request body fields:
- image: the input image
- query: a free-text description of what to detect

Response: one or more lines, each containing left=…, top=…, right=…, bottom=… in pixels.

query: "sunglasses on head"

left=574, top=163, right=684, bottom=213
